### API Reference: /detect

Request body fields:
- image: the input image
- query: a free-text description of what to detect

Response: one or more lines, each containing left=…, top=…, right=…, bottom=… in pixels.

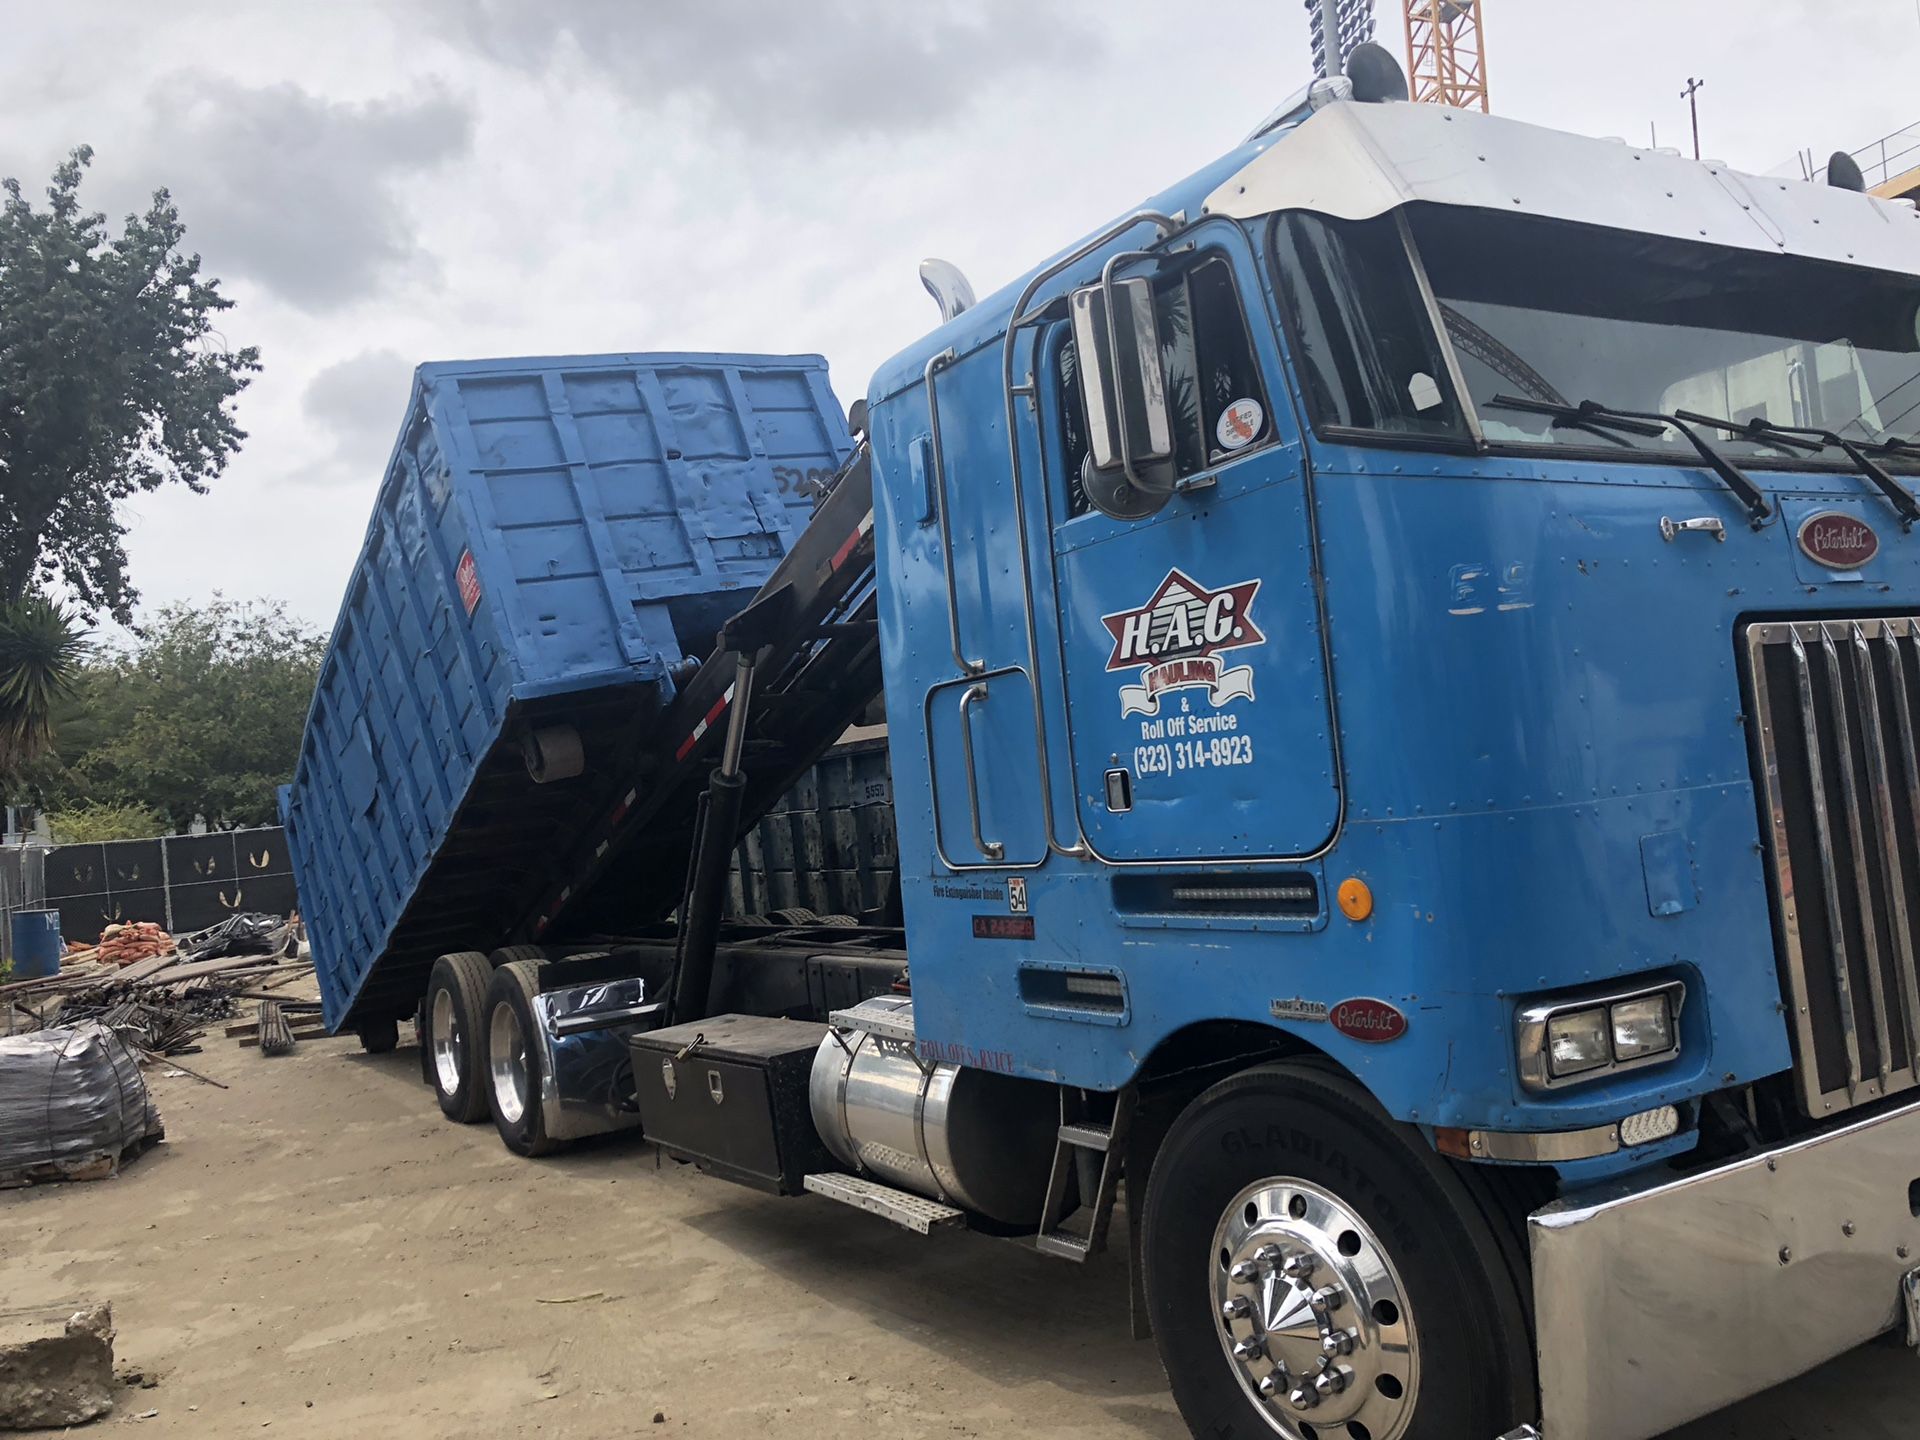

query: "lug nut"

left=1233, top=1336, right=1267, bottom=1362
left=1310, top=1284, right=1346, bottom=1315
left=1229, top=1260, right=1261, bottom=1284
left=1257, top=1367, right=1290, bottom=1399
left=1314, top=1364, right=1354, bottom=1398
left=1321, top=1327, right=1357, bottom=1357
left=1253, top=1243, right=1286, bottom=1270
left=1289, top=1386, right=1320, bottom=1411
left=1283, top=1252, right=1317, bottom=1281
left=1221, top=1296, right=1252, bottom=1321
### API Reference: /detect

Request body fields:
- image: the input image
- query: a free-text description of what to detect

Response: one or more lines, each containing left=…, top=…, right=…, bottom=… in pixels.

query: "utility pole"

left=1680, top=76, right=1705, bottom=160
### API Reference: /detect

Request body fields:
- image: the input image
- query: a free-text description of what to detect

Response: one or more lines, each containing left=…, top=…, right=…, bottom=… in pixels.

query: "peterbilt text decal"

left=1797, top=511, right=1879, bottom=570
left=1101, top=568, right=1264, bottom=719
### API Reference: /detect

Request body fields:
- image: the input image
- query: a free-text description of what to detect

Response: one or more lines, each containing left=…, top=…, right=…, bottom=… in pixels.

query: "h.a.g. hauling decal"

left=1101, top=568, right=1263, bottom=719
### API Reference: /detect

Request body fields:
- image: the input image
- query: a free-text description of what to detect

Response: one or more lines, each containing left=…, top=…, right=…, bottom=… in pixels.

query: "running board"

left=804, top=1173, right=965, bottom=1235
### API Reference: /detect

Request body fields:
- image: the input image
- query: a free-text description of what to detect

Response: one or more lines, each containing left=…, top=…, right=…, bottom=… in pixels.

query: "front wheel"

left=1141, top=1061, right=1534, bottom=1440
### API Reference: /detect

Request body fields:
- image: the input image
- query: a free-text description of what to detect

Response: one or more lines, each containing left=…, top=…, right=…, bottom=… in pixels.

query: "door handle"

left=958, top=683, right=1006, bottom=861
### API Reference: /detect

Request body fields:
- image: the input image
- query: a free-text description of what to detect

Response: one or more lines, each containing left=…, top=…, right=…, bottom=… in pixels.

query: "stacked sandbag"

left=0, top=1023, right=165, bottom=1188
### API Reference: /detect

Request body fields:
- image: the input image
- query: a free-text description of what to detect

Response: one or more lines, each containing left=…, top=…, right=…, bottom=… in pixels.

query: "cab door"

left=1045, top=231, right=1338, bottom=862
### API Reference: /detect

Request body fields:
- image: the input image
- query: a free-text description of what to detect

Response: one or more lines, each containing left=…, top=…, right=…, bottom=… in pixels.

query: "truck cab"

left=864, top=73, right=1920, bottom=1440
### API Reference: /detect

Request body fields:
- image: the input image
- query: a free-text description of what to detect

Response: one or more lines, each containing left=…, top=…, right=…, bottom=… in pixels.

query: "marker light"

left=1336, top=877, right=1374, bottom=922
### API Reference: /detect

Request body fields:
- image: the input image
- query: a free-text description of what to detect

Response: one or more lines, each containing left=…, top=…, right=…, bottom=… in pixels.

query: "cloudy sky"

left=4, top=0, right=1918, bottom=633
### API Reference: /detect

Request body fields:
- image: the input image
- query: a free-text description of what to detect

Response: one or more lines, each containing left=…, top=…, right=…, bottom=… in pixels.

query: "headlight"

left=1611, top=993, right=1678, bottom=1061
left=1517, top=980, right=1686, bottom=1092
left=1547, top=1009, right=1612, bottom=1078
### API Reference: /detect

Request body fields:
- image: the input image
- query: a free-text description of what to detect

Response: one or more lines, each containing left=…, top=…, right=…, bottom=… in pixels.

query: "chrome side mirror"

left=1070, top=277, right=1174, bottom=489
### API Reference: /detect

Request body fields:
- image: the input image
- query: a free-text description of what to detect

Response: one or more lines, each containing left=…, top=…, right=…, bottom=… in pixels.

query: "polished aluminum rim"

left=1211, top=1178, right=1419, bottom=1439
left=431, top=987, right=464, bottom=1095
left=489, top=1001, right=529, bottom=1125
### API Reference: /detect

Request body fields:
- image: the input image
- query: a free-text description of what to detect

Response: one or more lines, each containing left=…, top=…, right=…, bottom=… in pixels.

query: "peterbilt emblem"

left=661, top=1058, right=677, bottom=1100
left=1101, top=568, right=1264, bottom=718
left=1330, top=997, right=1408, bottom=1043
left=1797, top=512, right=1879, bottom=570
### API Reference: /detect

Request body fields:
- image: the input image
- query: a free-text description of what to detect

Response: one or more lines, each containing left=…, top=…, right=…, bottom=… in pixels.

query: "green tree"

left=0, top=147, right=260, bottom=623
left=45, top=800, right=165, bottom=843
left=0, top=595, right=84, bottom=781
left=43, top=598, right=322, bottom=830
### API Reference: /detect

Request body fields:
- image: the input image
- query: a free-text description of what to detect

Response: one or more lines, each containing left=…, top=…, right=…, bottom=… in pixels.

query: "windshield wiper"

left=1675, top=409, right=1920, bottom=532
left=1487, top=395, right=1773, bottom=527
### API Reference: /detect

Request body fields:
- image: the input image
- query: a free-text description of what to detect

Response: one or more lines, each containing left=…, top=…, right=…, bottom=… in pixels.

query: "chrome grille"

left=1747, top=617, right=1920, bottom=1115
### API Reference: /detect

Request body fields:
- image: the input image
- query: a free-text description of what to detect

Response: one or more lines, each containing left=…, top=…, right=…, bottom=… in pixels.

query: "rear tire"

left=354, top=1016, right=399, bottom=1054
left=484, top=961, right=560, bottom=1157
left=1141, top=1061, right=1534, bottom=1440
left=425, top=951, right=494, bottom=1124
left=489, top=944, right=548, bottom=968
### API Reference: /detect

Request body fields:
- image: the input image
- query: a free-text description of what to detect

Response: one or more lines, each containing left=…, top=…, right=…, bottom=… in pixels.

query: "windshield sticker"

left=1103, top=568, right=1263, bottom=720
left=1216, top=397, right=1264, bottom=451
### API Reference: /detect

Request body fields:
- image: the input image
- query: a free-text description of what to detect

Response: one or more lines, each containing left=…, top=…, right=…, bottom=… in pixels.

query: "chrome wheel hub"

left=1212, top=1179, right=1418, bottom=1439
left=489, top=1002, right=529, bottom=1125
left=431, top=987, right=464, bottom=1095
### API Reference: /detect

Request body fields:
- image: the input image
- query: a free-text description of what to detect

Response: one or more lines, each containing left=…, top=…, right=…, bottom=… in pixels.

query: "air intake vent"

left=1112, top=872, right=1320, bottom=919
left=1746, top=617, right=1920, bottom=1116
left=1018, top=964, right=1128, bottom=1017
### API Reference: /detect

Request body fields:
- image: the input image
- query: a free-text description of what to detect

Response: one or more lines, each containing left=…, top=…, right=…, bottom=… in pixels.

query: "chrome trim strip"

left=1854, top=623, right=1917, bottom=1082
left=1790, top=626, right=1866, bottom=1097
left=1885, top=624, right=1920, bottom=1080
left=1465, top=1122, right=1621, bottom=1163
left=1828, top=625, right=1894, bottom=1086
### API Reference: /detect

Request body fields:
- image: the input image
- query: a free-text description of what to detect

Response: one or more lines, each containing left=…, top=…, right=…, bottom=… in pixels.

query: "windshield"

left=1409, top=207, right=1920, bottom=463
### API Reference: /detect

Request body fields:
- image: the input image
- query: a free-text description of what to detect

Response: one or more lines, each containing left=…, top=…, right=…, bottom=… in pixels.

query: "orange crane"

left=1404, top=0, right=1491, bottom=111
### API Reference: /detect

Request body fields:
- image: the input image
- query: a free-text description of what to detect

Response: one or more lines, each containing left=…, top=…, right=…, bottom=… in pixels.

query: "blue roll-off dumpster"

left=279, top=352, right=853, bottom=1033
left=8, top=909, right=63, bottom=980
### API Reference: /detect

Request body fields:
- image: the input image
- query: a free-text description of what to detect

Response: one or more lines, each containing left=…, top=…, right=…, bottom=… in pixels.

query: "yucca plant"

left=0, top=595, right=86, bottom=779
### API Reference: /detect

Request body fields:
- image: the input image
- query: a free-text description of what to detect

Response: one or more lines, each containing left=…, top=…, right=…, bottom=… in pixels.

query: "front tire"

left=484, top=961, right=560, bottom=1157
left=425, top=951, right=494, bottom=1123
left=1141, top=1061, right=1534, bottom=1440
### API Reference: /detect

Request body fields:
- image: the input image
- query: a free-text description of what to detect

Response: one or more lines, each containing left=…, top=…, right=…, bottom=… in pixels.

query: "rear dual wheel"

left=1142, top=1062, right=1534, bottom=1440
left=425, top=951, right=494, bottom=1123
left=484, top=961, right=559, bottom=1158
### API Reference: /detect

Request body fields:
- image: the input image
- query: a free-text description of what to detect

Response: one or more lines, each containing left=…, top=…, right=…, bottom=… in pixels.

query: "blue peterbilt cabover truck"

left=287, top=47, right=1920, bottom=1440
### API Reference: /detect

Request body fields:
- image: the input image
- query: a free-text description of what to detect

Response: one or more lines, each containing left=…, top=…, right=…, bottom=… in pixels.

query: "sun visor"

left=1203, top=101, right=1920, bottom=278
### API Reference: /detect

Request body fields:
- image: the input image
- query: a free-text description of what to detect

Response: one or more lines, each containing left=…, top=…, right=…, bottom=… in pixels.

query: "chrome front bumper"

left=1529, top=1096, right=1920, bottom=1440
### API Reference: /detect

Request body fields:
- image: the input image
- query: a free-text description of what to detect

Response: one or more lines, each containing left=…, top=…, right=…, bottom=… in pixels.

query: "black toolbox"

left=631, top=1015, right=831, bottom=1195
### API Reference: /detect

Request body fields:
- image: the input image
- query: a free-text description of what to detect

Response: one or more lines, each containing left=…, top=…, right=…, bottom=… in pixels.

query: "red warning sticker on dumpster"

left=456, top=549, right=482, bottom=616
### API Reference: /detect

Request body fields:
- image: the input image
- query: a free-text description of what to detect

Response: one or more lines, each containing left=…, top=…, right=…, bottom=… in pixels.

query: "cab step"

left=1035, top=1087, right=1136, bottom=1262
left=804, top=1172, right=965, bottom=1235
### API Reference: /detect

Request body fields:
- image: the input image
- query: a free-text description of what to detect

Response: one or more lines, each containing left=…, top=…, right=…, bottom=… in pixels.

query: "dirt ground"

left=4, top=1017, right=1919, bottom=1440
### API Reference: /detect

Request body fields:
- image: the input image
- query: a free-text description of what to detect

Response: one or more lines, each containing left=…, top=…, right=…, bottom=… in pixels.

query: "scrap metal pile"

left=2, top=913, right=312, bottom=1064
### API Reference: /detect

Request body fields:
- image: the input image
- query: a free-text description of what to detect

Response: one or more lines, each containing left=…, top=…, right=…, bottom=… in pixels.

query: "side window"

left=1056, top=255, right=1272, bottom=517
left=1271, top=212, right=1468, bottom=442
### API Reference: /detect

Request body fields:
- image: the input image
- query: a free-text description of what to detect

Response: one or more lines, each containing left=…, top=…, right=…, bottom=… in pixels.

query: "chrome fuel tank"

left=808, top=996, right=1057, bottom=1227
